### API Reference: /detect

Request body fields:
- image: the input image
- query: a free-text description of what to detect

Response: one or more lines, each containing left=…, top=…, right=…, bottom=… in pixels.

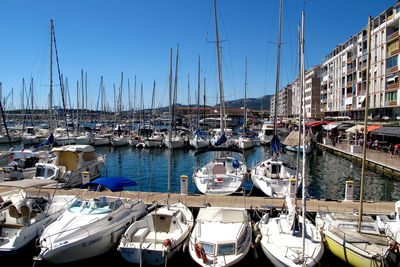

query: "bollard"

left=344, top=181, right=354, bottom=201
left=289, top=179, right=296, bottom=199
left=0, top=168, right=4, bottom=183
left=82, top=171, right=90, bottom=185
left=180, top=175, right=188, bottom=195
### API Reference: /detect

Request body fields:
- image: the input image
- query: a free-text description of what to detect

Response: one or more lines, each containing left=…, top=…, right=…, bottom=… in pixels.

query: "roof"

left=371, top=126, right=400, bottom=138
left=0, top=179, right=57, bottom=188
left=81, top=177, right=137, bottom=192
left=196, top=207, right=247, bottom=223
left=51, top=145, right=95, bottom=153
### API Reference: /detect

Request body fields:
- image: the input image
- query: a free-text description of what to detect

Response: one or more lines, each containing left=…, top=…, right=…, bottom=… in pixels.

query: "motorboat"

left=119, top=201, right=193, bottom=265
left=258, top=196, right=324, bottom=266
left=193, top=147, right=247, bottom=196
left=284, top=142, right=311, bottom=154
left=234, top=135, right=254, bottom=150
left=250, top=157, right=295, bottom=198
left=0, top=149, right=49, bottom=181
left=164, top=131, right=187, bottom=149
left=111, top=135, right=129, bottom=147
left=35, top=177, right=147, bottom=264
left=92, top=134, right=111, bottom=146
left=316, top=210, right=397, bottom=266
left=143, top=131, right=164, bottom=148
left=188, top=207, right=252, bottom=266
left=0, top=179, right=76, bottom=256
left=75, top=132, right=93, bottom=145
left=54, top=128, right=76, bottom=146
left=33, top=145, right=106, bottom=188
left=258, top=121, right=274, bottom=145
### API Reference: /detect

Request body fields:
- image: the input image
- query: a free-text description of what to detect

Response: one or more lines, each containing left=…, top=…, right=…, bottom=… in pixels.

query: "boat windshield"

left=68, top=198, right=121, bottom=214
left=217, top=243, right=235, bottom=255
left=201, top=242, right=215, bottom=255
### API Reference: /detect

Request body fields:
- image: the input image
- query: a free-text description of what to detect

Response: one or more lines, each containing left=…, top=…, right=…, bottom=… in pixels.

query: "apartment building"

left=291, top=65, right=323, bottom=119
left=320, top=2, right=400, bottom=120
left=270, top=84, right=292, bottom=118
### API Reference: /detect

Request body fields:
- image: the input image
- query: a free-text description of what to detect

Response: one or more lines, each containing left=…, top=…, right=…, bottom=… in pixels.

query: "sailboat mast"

left=243, top=57, right=247, bottom=137
left=168, top=48, right=173, bottom=202
left=213, top=0, right=226, bottom=134
left=197, top=56, right=200, bottom=131
left=50, top=19, right=53, bottom=133
left=300, top=10, right=306, bottom=260
left=273, top=0, right=283, bottom=137
left=358, top=16, right=372, bottom=233
left=173, top=44, right=179, bottom=132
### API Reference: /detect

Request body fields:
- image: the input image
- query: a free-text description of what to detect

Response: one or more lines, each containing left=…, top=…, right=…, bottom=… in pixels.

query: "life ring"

left=138, top=137, right=141, bottom=141
left=163, top=239, right=172, bottom=247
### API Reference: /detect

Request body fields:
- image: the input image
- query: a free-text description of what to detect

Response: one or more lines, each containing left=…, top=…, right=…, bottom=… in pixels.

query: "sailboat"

left=193, top=0, right=246, bottom=196
left=118, top=48, right=194, bottom=266
left=257, top=8, right=324, bottom=266
left=250, top=0, right=295, bottom=198
left=315, top=16, right=399, bottom=266
left=190, top=56, right=210, bottom=150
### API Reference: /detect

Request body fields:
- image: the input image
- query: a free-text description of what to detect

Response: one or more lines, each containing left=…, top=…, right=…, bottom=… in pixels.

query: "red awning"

left=307, top=121, right=334, bottom=127
left=367, top=125, right=382, bottom=132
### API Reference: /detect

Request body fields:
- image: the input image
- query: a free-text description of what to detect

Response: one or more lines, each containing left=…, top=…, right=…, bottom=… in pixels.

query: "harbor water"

left=2, top=144, right=399, bottom=266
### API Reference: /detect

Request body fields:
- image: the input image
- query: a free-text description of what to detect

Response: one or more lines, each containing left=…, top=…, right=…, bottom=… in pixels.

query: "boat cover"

left=81, top=177, right=136, bottom=192
left=196, top=207, right=247, bottom=223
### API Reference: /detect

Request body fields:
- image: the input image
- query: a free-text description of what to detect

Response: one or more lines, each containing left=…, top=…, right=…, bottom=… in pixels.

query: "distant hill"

left=222, top=95, right=272, bottom=110
left=155, top=94, right=272, bottom=112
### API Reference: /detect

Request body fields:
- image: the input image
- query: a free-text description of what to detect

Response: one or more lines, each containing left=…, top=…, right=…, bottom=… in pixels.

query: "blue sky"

left=0, top=0, right=395, bottom=111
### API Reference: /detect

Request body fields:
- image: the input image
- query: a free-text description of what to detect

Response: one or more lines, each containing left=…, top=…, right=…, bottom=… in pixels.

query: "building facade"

left=320, top=2, right=400, bottom=120
left=270, top=84, right=292, bottom=119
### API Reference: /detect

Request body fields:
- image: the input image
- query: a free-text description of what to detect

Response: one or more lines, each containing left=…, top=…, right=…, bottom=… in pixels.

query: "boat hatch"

left=153, top=214, right=172, bottom=232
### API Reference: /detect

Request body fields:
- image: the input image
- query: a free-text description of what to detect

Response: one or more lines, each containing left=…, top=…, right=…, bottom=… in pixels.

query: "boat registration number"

left=82, top=236, right=104, bottom=248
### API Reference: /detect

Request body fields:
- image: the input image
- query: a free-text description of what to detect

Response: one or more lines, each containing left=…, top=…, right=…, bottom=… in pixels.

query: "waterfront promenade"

left=317, top=141, right=400, bottom=178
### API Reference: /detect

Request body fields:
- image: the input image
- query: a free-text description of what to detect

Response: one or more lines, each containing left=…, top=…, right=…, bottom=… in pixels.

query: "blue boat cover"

left=34, top=133, right=54, bottom=148
left=270, top=135, right=281, bottom=153
left=81, top=177, right=137, bottom=192
left=215, top=134, right=227, bottom=146
left=232, top=159, right=240, bottom=168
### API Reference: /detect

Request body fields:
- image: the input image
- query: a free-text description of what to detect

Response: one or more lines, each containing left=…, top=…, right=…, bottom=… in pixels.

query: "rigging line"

left=52, top=23, right=69, bottom=137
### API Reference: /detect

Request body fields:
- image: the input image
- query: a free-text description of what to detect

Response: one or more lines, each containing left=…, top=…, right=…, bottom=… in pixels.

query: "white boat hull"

left=93, top=137, right=110, bottom=146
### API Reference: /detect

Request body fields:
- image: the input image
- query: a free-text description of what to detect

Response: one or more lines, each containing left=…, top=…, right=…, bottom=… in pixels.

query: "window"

left=387, top=40, right=399, bottom=54
left=217, top=243, right=235, bottom=255
left=386, top=91, right=398, bottom=102
left=386, top=56, right=398, bottom=68
left=201, top=242, right=215, bottom=254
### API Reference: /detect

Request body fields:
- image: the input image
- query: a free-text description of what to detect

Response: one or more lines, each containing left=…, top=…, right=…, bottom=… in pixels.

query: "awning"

left=306, top=121, right=333, bottom=127
left=337, top=123, right=355, bottom=131
left=370, top=126, right=400, bottom=138
left=358, top=96, right=366, bottom=104
left=367, top=125, right=382, bottom=132
left=345, top=125, right=364, bottom=133
left=322, top=123, right=339, bottom=131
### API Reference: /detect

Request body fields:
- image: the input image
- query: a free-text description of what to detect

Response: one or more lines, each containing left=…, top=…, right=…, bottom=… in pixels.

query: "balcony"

left=388, top=31, right=399, bottom=42
left=346, top=82, right=353, bottom=88
left=388, top=48, right=400, bottom=57
left=385, top=101, right=398, bottom=106
left=386, top=83, right=399, bottom=91
left=347, top=58, right=352, bottom=64
left=387, top=66, right=399, bottom=73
